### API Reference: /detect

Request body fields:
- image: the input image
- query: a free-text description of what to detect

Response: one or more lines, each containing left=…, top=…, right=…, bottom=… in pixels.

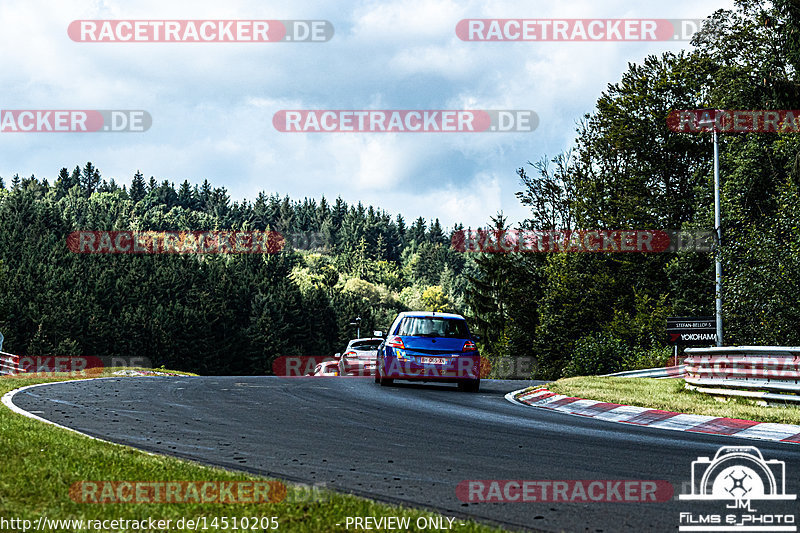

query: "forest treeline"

left=0, top=167, right=474, bottom=374
left=471, top=0, right=800, bottom=378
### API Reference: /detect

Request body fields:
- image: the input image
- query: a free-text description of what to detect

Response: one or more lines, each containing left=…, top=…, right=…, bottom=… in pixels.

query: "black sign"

left=666, top=316, right=717, bottom=345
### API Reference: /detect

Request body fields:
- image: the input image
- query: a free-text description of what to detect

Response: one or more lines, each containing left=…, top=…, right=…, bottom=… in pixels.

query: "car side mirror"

left=373, top=330, right=383, bottom=338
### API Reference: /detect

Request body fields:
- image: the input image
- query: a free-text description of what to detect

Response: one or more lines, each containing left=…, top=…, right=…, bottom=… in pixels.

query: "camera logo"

left=678, top=446, right=796, bottom=533
left=680, top=446, right=794, bottom=501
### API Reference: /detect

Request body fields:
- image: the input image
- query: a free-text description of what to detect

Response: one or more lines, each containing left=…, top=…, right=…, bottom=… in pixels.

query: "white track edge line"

left=2, top=378, right=157, bottom=453
left=503, top=387, right=800, bottom=445
left=504, top=388, right=534, bottom=407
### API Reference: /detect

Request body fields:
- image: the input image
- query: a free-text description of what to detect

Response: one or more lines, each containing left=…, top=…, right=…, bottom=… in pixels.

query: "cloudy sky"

left=0, top=0, right=735, bottom=229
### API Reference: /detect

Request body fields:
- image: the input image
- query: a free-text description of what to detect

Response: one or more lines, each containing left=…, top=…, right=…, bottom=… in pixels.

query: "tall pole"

left=713, top=129, right=723, bottom=346
left=350, top=317, right=362, bottom=339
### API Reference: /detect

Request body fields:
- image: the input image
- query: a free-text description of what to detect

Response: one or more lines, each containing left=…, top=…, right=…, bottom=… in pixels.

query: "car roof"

left=393, top=311, right=466, bottom=320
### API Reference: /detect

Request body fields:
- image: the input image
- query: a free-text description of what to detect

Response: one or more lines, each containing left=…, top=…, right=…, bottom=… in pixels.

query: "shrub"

left=563, top=333, right=673, bottom=377
left=562, top=333, right=634, bottom=377
left=622, top=344, right=672, bottom=370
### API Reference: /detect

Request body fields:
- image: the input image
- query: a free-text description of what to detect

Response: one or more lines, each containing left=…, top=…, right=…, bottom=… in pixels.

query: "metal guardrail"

left=0, top=351, right=23, bottom=376
left=684, top=346, right=800, bottom=403
left=602, top=365, right=686, bottom=379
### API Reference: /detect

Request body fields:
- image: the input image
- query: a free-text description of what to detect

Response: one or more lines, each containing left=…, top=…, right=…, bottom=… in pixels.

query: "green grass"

left=1, top=370, right=506, bottom=533
left=537, top=376, right=800, bottom=425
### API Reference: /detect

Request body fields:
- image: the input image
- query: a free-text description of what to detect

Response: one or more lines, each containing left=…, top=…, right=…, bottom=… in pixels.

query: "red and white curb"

left=505, top=387, right=800, bottom=445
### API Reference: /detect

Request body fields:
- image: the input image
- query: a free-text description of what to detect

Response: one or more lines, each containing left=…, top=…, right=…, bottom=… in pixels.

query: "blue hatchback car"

left=374, top=311, right=481, bottom=392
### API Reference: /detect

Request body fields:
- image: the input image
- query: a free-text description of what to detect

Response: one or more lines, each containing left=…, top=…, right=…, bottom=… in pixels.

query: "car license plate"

left=418, top=357, right=448, bottom=364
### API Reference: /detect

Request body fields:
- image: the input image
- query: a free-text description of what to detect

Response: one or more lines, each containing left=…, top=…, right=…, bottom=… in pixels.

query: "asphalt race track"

left=11, top=377, right=800, bottom=532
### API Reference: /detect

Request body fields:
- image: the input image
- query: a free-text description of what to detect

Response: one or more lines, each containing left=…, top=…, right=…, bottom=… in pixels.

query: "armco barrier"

left=0, top=351, right=23, bottom=376
left=684, top=346, right=800, bottom=403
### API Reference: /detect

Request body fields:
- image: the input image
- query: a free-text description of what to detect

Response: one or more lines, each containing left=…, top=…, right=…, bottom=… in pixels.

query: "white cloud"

left=0, top=0, right=737, bottom=228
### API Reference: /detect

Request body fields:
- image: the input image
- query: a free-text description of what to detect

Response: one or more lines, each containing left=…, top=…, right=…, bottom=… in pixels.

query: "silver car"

left=338, top=337, right=384, bottom=376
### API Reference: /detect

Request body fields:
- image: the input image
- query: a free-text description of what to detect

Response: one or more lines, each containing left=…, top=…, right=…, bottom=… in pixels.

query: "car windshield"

left=397, top=317, right=469, bottom=338
left=351, top=341, right=382, bottom=350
